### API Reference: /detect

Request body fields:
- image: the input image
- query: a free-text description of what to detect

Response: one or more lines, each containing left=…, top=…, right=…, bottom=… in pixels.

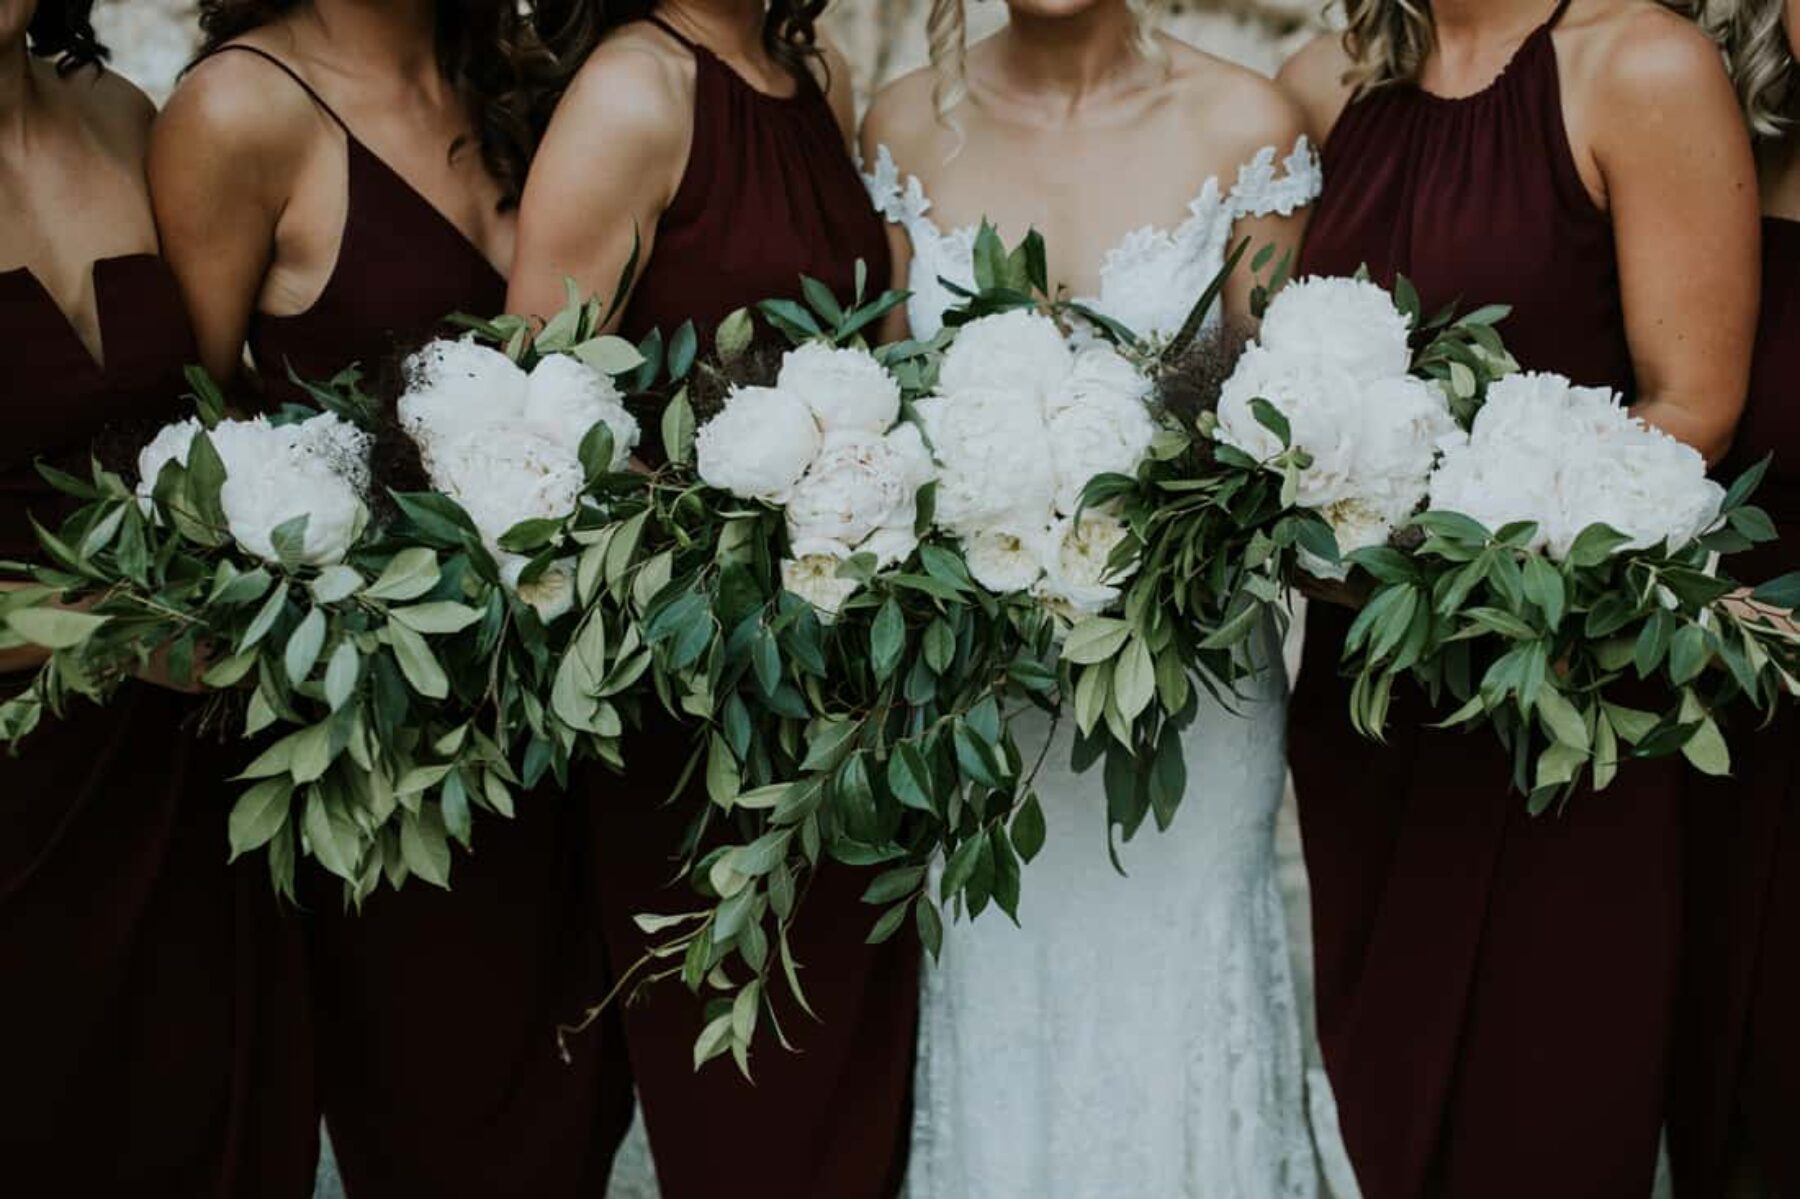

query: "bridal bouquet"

left=0, top=383, right=521, bottom=899
left=1339, top=371, right=1800, bottom=808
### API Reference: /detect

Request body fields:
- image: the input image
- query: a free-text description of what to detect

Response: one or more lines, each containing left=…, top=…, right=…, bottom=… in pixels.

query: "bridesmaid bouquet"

left=1340, top=371, right=1800, bottom=809
left=0, top=386, right=524, bottom=899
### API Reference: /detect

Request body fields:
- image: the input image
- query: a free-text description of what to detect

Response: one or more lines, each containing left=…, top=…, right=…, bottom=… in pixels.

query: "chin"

left=1005, top=0, right=1125, bottom=22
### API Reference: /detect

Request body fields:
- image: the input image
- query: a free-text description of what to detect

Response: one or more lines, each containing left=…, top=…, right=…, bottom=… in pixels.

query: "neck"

left=996, top=1, right=1143, bottom=105
left=0, top=39, right=41, bottom=153
left=1430, top=0, right=1558, bottom=42
left=307, top=0, right=440, bottom=82
left=656, top=0, right=766, bottom=58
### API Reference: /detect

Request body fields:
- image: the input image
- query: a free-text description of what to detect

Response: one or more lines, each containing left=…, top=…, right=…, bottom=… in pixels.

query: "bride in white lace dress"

left=859, top=3, right=1323, bottom=1196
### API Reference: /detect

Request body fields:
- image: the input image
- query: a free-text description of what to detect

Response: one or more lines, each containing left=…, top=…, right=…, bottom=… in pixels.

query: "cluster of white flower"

left=397, top=339, right=641, bottom=620
left=137, top=412, right=372, bottom=567
left=914, top=310, right=1156, bottom=616
left=1428, top=372, right=1724, bottom=559
left=696, top=343, right=933, bottom=618
left=1216, top=277, right=1463, bottom=578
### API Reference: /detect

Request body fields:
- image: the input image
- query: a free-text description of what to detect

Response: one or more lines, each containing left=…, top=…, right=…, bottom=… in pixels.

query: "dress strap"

left=642, top=15, right=701, bottom=53
left=205, top=44, right=353, bottom=136
left=1545, top=0, right=1575, bottom=30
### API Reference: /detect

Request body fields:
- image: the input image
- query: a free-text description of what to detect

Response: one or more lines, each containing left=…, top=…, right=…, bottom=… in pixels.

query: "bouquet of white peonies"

left=1339, top=369, right=1800, bottom=808
left=0, top=383, right=531, bottom=899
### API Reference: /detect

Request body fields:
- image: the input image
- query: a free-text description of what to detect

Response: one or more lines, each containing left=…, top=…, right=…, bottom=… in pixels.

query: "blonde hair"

left=1339, top=0, right=1437, bottom=90
left=925, top=0, right=1168, bottom=130
left=1692, top=0, right=1797, bottom=137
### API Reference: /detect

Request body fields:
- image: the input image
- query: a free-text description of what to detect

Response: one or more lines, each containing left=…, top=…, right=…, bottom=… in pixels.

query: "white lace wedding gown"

left=866, top=139, right=1325, bottom=1199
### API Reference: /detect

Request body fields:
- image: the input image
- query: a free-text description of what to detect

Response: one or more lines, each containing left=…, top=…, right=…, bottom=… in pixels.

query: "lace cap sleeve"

left=1227, top=136, right=1323, bottom=221
left=863, top=144, right=934, bottom=233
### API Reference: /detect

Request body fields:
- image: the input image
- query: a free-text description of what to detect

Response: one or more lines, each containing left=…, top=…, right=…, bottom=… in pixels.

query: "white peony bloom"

left=135, top=417, right=203, bottom=506
left=785, top=425, right=933, bottom=554
left=962, top=523, right=1052, bottom=595
left=1034, top=509, right=1134, bottom=616
left=1428, top=372, right=1724, bottom=560
left=781, top=549, right=863, bottom=621
left=523, top=353, right=641, bottom=467
left=695, top=385, right=821, bottom=503
left=500, top=553, right=578, bottom=622
left=214, top=415, right=371, bottom=566
left=1258, top=276, right=1415, bottom=383
left=1044, top=345, right=1158, bottom=515
left=399, top=338, right=529, bottom=448
left=1216, top=347, right=1368, bottom=509
left=937, top=309, right=1074, bottom=400
left=777, top=342, right=902, bottom=435
left=423, top=428, right=585, bottom=549
left=913, top=386, right=1057, bottom=536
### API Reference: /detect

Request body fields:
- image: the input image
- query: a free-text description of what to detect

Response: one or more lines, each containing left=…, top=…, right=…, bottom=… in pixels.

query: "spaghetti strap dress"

left=205, top=45, right=633, bottom=1198
left=0, top=253, right=317, bottom=1196
left=1289, top=4, right=1679, bottom=1195
left=1668, top=215, right=1800, bottom=1198
left=583, top=19, right=919, bottom=1198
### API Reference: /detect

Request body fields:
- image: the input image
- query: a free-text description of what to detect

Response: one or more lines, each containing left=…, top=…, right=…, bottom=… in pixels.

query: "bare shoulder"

left=549, top=23, right=693, bottom=151
left=861, top=64, right=950, bottom=175
left=153, top=42, right=323, bottom=175
left=1274, top=31, right=1355, bottom=145
left=1564, top=0, right=1733, bottom=102
left=1161, top=39, right=1308, bottom=161
left=811, top=34, right=858, bottom=145
left=54, top=62, right=156, bottom=157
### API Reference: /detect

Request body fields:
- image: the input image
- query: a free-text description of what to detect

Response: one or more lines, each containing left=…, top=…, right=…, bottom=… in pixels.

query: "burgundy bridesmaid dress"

left=582, top=18, right=919, bottom=1198
left=1668, top=216, right=1800, bottom=1198
left=1290, top=3, right=1680, bottom=1195
left=0, top=255, right=316, bottom=1196
left=209, top=46, right=633, bottom=1198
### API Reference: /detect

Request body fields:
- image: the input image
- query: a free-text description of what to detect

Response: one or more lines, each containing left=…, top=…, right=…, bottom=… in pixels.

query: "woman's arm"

left=1582, top=10, right=1761, bottom=463
left=1214, top=75, right=1315, bottom=325
left=148, top=52, right=314, bottom=389
left=506, top=34, right=691, bottom=326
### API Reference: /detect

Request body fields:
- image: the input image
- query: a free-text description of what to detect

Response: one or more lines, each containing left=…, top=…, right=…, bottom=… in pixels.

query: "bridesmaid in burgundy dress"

left=0, top=3, right=314, bottom=1194
left=150, top=4, right=630, bottom=1195
left=1670, top=4, right=1800, bottom=1193
left=1277, top=1, right=1758, bottom=1195
left=508, top=3, right=917, bottom=1195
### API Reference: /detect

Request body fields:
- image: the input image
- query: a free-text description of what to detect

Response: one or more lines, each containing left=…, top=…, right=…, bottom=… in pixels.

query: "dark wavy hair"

left=196, top=1, right=566, bottom=209
left=545, top=0, right=828, bottom=102
left=26, top=0, right=109, bottom=74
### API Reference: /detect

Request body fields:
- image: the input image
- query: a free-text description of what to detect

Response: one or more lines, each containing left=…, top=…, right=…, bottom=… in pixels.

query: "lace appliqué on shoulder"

left=1227, top=136, right=1322, bottom=221
left=864, top=143, right=933, bottom=232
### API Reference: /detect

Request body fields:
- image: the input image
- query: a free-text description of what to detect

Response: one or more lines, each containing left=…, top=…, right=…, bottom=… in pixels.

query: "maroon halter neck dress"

left=0, top=254, right=316, bottom=1196
left=583, top=19, right=919, bottom=1198
left=1290, top=4, right=1679, bottom=1194
left=1668, top=216, right=1800, bottom=1198
left=209, top=46, right=630, bottom=1199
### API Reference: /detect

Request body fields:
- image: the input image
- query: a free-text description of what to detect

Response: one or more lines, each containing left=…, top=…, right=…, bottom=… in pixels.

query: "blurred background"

left=91, top=2, right=1347, bottom=1197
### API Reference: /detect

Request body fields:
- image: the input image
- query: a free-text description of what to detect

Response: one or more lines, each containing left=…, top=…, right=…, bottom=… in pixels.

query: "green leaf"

left=1111, top=638, right=1155, bottom=723
left=1534, top=686, right=1590, bottom=752
left=863, top=866, right=925, bottom=905
left=1011, top=791, right=1047, bottom=863
left=310, top=564, right=364, bottom=604
left=400, top=806, right=452, bottom=888
left=1668, top=623, right=1709, bottom=686
left=364, top=548, right=441, bottom=602
left=284, top=606, right=327, bottom=686
left=706, top=732, right=740, bottom=809
left=870, top=598, right=905, bottom=683
left=1520, top=555, right=1565, bottom=628
left=661, top=388, right=697, bottom=466
left=238, top=584, right=289, bottom=652
left=1060, top=617, right=1131, bottom=666
left=887, top=741, right=935, bottom=813
left=5, top=607, right=109, bottom=649
left=391, top=601, right=482, bottom=635
left=715, top=308, right=755, bottom=362
left=916, top=898, right=944, bottom=959
left=570, top=334, right=645, bottom=376
left=387, top=618, right=450, bottom=698
left=667, top=320, right=699, bottom=380
left=227, top=778, right=293, bottom=860
left=323, top=640, right=360, bottom=712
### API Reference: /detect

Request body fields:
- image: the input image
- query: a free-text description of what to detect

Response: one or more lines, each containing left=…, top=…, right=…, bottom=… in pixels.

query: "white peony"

left=523, top=353, right=641, bottom=467
left=135, top=417, right=203, bottom=503
left=785, top=425, right=932, bottom=565
left=1216, top=347, right=1369, bottom=509
left=422, top=428, right=585, bottom=549
left=1034, top=509, right=1135, bottom=616
left=962, top=523, right=1052, bottom=595
left=1044, top=345, right=1158, bottom=515
left=781, top=548, right=863, bottom=621
left=695, top=385, right=821, bottom=503
left=1258, top=276, right=1415, bottom=383
left=500, top=554, right=578, bottom=622
left=1429, top=372, right=1724, bottom=560
left=777, top=342, right=902, bottom=435
left=937, top=309, right=1074, bottom=400
left=399, top=338, right=529, bottom=445
left=913, top=386, right=1056, bottom=535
